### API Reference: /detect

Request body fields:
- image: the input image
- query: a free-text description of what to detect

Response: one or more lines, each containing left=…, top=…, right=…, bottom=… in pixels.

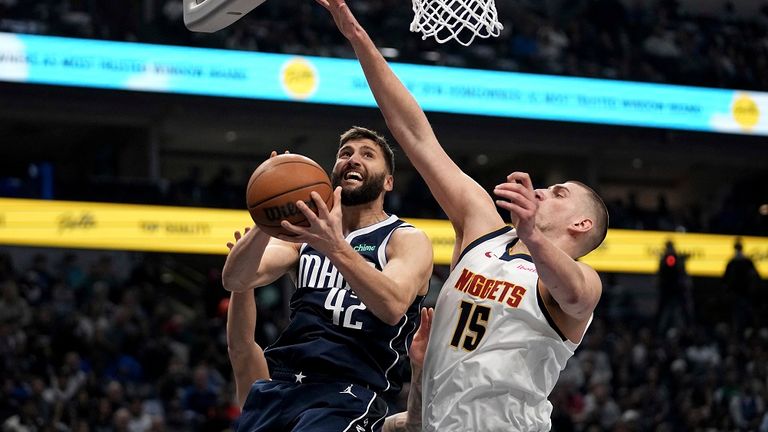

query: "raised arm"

left=224, top=229, right=270, bottom=408
left=316, top=0, right=505, bottom=249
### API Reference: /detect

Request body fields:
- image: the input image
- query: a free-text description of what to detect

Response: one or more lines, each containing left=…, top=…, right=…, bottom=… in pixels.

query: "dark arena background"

left=1, top=0, right=767, bottom=430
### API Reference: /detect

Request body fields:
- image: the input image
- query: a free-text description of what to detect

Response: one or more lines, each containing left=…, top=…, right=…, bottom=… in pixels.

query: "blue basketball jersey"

left=264, top=214, right=424, bottom=395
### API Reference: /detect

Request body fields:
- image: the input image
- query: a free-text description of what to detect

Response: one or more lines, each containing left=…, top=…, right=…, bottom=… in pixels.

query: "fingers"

left=493, top=187, right=535, bottom=213
left=234, top=230, right=242, bottom=241
left=495, top=199, right=527, bottom=216
left=226, top=242, right=234, bottom=250
left=297, top=188, right=338, bottom=222
left=295, top=199, right=321, bottom=226
left=309, top=191, right=331, bottom=219
left=314, top=0, right=330, bottom=9
left=495, top=181, right=535, bottom=201
left=418, top=307, right=434, bottom=333
left=423, top=307, right=433, bottom=332
left=279, top=220, right=308, bottom=238
left=270, top=151, right=277, bottom=158
left=329, top=187, right=342, bottom=215
left=506, top=172, right=533, bottom=191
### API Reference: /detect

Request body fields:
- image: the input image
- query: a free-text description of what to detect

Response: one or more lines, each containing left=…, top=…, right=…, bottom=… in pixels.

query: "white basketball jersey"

left=422, top=227, right=591, bottom=431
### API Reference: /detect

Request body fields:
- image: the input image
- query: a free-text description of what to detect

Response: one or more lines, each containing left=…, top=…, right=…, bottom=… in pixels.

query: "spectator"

left=656, top=240, right=693, bottom=333
left=0, top=280, right=31, bottom=326
left=723, top=238, right=761, bottom=331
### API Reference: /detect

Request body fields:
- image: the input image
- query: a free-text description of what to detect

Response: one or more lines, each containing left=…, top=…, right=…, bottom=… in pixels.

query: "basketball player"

left=225, top=226, right=430, bottom=431
left=222, top=136, right=433, bottom=431
left=317, top=1, right=609, bottom=430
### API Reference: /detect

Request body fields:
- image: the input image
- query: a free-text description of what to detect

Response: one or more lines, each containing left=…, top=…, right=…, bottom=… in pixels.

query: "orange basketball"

left=246, top=154, right=333, bottom=238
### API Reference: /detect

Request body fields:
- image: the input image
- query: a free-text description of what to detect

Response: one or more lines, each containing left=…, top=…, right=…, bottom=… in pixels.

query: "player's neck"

left=341, top=201, right=388, bottom=233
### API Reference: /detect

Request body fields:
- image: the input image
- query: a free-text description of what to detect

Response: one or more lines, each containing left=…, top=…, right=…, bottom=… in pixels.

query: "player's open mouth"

left=343, top=171, right=364, bottom=184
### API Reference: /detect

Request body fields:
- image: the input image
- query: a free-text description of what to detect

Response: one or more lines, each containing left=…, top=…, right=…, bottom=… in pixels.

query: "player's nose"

left=534, top=189, right=545, bottom=201
left=346, top=152, right=363, bottom=166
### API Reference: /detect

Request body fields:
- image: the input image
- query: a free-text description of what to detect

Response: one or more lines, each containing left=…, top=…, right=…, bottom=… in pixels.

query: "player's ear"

left=568, top=217, right=593, bottom=235
left=384, top=174, right=394, bottom=192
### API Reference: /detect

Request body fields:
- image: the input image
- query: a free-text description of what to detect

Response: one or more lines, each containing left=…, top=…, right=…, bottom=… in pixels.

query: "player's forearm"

left=329, top=245, right=412, bottom=325
left=404, top=363, right=423, bottom=431
left=524, top=229, right=594, bottom=317
left=345, top=29, right=488, bottom=232
left=346, top=30, right=435, bottom=149
left=226, top=291, right=257, bottom=350
left=222, top=230, right=272, bottom=292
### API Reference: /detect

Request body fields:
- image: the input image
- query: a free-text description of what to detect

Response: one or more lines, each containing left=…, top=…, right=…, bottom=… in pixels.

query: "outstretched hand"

left=493, top=172, right=538, bottom=240
left=226, top=226, right=252, bottom=251
left=409, top=307, right=434, bottom=368
left=314, top=0, right=362, bottom=40
left=276, top=187, right=345, bottom=257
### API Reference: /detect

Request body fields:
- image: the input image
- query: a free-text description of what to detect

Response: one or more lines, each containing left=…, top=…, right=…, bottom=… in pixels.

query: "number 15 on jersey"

left=450, top=300, right=491, bottom=351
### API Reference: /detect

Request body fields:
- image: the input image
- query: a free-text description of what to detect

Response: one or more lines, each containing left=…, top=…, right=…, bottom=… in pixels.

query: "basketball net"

left=410, top=0, right=503, bottom=46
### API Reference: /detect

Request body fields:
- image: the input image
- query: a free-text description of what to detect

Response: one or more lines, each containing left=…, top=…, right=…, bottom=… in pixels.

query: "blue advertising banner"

left=1, top=32, right=765, bottom=135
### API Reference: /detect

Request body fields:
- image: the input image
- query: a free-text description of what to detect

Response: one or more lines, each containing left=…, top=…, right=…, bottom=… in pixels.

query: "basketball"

left=246, top=154, right=334, bottom=237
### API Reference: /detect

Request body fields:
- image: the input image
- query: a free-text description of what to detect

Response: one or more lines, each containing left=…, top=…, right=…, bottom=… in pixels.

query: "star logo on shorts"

left=294, top=371, right=307, bottom=383
left=340, top=385, right=357, bottom=398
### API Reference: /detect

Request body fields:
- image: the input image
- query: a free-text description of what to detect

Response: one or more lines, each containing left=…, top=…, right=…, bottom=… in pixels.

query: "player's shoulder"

left=387, top=224, right=432, bottom=254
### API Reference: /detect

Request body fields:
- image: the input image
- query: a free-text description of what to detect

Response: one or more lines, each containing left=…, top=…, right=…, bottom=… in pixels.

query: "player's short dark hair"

left=339, top=126, right=395, bottom=175
left=570, top=181, right=609, bottom=255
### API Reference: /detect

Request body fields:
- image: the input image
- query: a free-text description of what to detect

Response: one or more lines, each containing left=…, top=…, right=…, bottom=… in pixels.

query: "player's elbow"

left=222, top=268, right=262, bottom=293
left=380, top=313, right=403, bottom=327
left=558, top=292, right=595, bottom=319
left=221, top=265, right=242, bottom=292
left=378, top=304, right=408, bottom=326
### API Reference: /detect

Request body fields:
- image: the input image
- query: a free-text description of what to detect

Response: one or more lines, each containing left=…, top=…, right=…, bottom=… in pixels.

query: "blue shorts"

left=236, top=379, right=389, bottom=432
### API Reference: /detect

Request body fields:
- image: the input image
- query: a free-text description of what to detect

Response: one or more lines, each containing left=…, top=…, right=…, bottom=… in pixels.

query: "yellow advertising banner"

left=1, top=198, right=766, bottom=277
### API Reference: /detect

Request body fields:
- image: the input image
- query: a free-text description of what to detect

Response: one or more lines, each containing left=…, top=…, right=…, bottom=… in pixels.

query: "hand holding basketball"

left=246, top=153, right=334, bottom=238
left=277, top=187, right=345, bottom=257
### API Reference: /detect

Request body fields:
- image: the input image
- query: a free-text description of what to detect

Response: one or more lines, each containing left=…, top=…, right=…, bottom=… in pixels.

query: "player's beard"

left=331, top=170, right=387, bottom=206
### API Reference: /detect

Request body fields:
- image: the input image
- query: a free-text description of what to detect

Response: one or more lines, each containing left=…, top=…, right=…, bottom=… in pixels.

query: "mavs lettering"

left=299, top=254, right=349, bottom=289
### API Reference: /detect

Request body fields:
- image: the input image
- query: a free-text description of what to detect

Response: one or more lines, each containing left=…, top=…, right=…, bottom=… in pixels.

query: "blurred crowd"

left=550, top=320, right=768, bottom=431
left=0, top=243, right=765, bottom=431
left=1, top=0, right=768, bottom=90
left=0, top=250, right=283, bottom=431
